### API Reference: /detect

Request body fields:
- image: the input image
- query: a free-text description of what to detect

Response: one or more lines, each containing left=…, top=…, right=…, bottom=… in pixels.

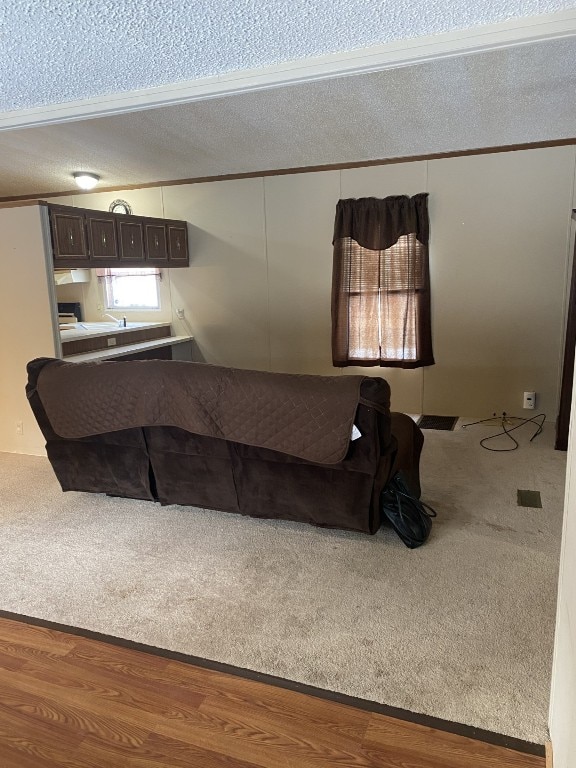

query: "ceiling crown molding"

left=1, top=9, right=576, bottom=132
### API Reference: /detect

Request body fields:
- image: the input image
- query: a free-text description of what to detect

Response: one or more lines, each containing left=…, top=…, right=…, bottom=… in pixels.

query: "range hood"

left=54, top=268, right=91, bottom=286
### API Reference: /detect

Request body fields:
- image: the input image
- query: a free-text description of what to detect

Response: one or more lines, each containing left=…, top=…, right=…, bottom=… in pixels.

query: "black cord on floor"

left=462, top=413, right=546, bottom=451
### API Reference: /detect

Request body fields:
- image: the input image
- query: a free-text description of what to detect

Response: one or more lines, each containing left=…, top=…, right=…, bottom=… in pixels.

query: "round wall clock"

left=109, top=199, right=133, bottom=215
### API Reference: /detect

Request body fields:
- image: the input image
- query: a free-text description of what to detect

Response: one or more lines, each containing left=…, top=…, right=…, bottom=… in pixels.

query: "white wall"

left=549, top=369, right=576, bottom=767
left=0, top=205, right=58, bottom=455
left=549, top=217, right=576, bottom=767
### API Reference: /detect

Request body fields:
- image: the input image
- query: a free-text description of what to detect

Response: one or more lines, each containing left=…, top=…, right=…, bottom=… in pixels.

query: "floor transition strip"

left=0, top=608, right=545, bottom=758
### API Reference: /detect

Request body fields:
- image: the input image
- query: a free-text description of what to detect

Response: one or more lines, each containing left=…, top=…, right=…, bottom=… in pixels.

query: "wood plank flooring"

left=0, top=617, right=545, bottom=768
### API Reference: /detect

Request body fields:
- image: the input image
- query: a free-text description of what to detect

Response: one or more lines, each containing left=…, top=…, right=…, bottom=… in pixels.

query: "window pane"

left=383, top=235, right=425, bottom=291
left=105, top=269, right=160, bottom=309
left=348, top=291, right=380, bottom=360
left=347, top=290, right=417, bottom=362
left=380, top=292, right=417, bottom=360
left=341, top=236, right=424, bottom=362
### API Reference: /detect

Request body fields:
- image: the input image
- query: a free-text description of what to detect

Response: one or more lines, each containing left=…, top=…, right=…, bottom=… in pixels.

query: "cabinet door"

left=86, top=214, right=118, bottom=261
left=51, top=210, right=89, bottom=263
left=145, top=223, right=168, bottom=264
left=167, top=223, right=189, bottom=265
left=118, top=218, right=145, bottom=262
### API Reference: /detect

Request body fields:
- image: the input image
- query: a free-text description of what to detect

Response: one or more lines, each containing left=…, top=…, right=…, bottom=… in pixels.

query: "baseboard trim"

left=0, top=609, right=546, bottom=757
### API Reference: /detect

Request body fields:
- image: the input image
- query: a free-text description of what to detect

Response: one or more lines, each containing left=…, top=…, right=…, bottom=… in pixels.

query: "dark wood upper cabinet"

left=145, top=223, right=169, bottom=264
left=86, top=213, right=118, bottom=261
left=118, top=217, right=145, bottom=261
left=167, top=223, right=188, bottom=264
left=46, top=203, right=189, bottom=268
left=50, top=209, right=89, bottom=263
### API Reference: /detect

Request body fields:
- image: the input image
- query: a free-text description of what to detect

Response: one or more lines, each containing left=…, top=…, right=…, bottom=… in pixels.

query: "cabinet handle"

left=176, top=238, right=181, bottom=251
left=130, top=234, right=135, bottom=246
left=154, top=235, right=159, bottom=247
left=102, top=232, right=106, bottom=246
left=68, top=228, right=74, bottom=245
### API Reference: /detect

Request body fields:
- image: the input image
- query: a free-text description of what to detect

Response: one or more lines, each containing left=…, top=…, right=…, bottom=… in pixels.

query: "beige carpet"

left=0, top=420, right=565, bottom=744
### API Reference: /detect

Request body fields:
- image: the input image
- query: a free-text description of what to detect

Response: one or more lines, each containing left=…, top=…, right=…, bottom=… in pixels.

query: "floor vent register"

left=417, top=415, right=459, bottom=431
left=517, top=490, right=542, bottom=508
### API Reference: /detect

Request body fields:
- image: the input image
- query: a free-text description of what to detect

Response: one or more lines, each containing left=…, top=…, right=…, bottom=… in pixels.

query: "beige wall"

left=265, top=171, right=339, bottom=376
left=162, top=145, right=576, bottom=417
left=163, top=178, right=270, bottom=370
left=11, top=144, right=575, bottom=425
left=0, top=206, right=58, bottom=455
left=45, top=145, right=576, bottom=416
left=424, top=150, right=575, bottom=417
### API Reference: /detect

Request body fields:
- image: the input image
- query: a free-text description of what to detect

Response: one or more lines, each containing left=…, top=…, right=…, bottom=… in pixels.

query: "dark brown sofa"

left=26, top=357, right=423, bottom=535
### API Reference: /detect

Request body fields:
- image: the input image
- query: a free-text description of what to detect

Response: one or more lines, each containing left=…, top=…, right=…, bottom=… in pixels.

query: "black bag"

left=381, top=472, right=437, bottom=548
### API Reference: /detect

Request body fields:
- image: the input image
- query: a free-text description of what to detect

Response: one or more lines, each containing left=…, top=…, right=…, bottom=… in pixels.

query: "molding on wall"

left=546, top=740, right=553, bottom=768
left=1, top=137, right=575, bottom=204
left=1, top=9, right=575, bottom=131
left=0, top=199, right=45, bottom=208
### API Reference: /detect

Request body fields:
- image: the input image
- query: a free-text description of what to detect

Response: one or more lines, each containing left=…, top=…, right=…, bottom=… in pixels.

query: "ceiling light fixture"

left=73, top=172, right=100, bottom=190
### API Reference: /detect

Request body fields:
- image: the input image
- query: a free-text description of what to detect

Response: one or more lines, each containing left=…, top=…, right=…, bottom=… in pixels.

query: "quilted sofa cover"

left=26, top=357, right=423, bottom=535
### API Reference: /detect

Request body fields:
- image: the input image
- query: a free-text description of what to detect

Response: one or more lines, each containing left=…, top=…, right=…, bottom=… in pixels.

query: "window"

left=98, top=268, right=161, bottom=310
left=331, top=194, right=434, bottom=369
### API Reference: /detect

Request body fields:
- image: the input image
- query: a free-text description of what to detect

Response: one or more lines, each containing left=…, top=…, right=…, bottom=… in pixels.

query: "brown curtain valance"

left=333, top=193, right=429, bottom=251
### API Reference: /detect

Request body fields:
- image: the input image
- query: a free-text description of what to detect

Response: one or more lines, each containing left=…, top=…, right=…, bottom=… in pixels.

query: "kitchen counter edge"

left=62, top=335, right=194, bottom=362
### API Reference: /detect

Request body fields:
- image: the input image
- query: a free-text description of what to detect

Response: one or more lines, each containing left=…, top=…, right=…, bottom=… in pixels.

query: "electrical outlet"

left=523, top=391, right=536, bottom=409
left=176, top=308, right=185, bottom=319
left=16, top=421, right=23, bottom=435
left=107, top=337, right=117, bottom=347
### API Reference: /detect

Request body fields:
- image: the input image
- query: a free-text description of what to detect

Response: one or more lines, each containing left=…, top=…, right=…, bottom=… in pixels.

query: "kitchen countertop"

left=60, top=321, right=171, bottom=341
left=63, top=334, right=193, bottom=362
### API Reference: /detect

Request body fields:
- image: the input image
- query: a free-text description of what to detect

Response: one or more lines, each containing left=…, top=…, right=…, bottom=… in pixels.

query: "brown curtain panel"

left=331, top=193, right=434, bottom=369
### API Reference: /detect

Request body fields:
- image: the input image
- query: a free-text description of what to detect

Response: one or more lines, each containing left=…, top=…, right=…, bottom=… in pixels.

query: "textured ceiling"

left=1, top=36, right=575, bottom=199
left=0, top=3, right=575, bottom=199
left=1, top=0, right=576, bottom=112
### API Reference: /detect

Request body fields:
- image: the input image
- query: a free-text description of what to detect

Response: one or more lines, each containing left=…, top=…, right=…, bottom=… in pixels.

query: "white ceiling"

left=0, top=2, right=575, bottom=199
left=2, top=0, right=575, bottom=111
